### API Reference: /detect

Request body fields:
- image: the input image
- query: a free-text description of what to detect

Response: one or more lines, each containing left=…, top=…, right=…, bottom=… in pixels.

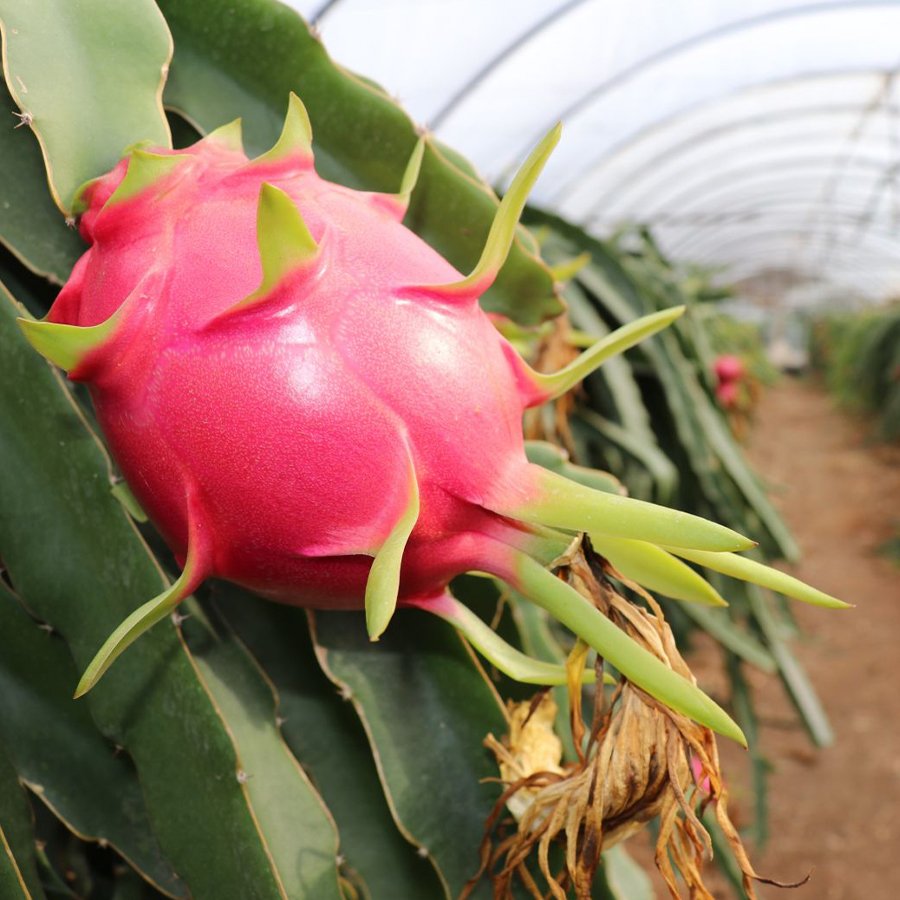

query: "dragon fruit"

left=714, top=354, right=745, bottom=384
left=19, top=96, right=755, bottom=738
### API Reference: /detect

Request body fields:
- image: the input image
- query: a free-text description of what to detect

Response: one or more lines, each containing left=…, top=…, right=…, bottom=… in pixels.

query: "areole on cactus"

left=19, top=93, right=847, bottom=745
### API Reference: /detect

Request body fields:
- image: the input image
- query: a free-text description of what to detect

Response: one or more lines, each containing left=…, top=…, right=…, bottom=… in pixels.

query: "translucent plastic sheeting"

left=291, top=0, right=900, bottom=300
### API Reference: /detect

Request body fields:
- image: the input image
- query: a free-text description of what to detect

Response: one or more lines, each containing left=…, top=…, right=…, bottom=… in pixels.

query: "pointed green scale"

left=105, top=149, right=190, bottom=208
left=662, top=546, right=852, bottom=610
left=256, top=183, right=318, bottom=291
left=365, top=459, right=420, bottom=640
left=200, top=117, right=244, bottom=153
left=506, top=466, right=755, bottom=553
left=526, top=306, right=686, bottom=403
left=418, top=592, right=603, bottom=686
left=589, top=534, right=727, bottom=607
left=220, top=184, right=320, bottom=318
left=17, top=311, right=122, bottom=373
left=74, top=551, right=205, bottom=698
left=420, top=124, right=561, bottom=298
left=394, top=136, right=425, bottom=210
left=255, top=93, right=313, bottom=164
left=549, top=252, right=590, bottom=284
left=506, top=551, right=747, bottom=745
left=367, top=138, right=425, bottom=220
left=110, top=481, right=149, bottom=523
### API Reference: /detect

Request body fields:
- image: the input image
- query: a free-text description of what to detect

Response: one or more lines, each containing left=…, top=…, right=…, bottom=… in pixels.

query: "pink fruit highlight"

left=19, top=96, right=752, bottom=739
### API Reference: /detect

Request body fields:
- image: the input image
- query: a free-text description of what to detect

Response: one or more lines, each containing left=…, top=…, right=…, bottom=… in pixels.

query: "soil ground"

left=634, top=378, right=900, bottom=899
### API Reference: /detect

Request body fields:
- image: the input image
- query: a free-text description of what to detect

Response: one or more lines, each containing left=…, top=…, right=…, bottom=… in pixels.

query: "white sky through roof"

left=287, top=0, right=900, bottom=301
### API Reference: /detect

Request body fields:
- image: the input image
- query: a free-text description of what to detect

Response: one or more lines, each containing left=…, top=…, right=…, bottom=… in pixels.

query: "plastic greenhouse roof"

left=287, top=0, right=900, bottom=301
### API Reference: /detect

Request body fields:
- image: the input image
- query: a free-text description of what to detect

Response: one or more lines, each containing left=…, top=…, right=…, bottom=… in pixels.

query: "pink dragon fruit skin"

left=19, top=96, right=754, bottom=739
left=50, top=122, right=534, bottom=611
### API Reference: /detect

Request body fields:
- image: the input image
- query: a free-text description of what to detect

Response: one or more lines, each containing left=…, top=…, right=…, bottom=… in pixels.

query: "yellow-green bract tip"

left=509, top=552, right=747, bottom=745
left=526, top=306, right=686, bottom=403
left=257, top=183, right=318, bottom=285
left=256, top=93, right=313, bottom=163
left=590, top=534, right=728, bottom=607
left=398, top=137, right=425, bottom=201
left=17, top=313, right=120, bottom=372
left=424, top=123, right=561, bottom=298
left=365, top=459, right=420, bottom=640
left=202, top=118, right=244, bottom=153
left=663, top=546, right=853, bottom=610
left=508, top=466, right=755, bottom=554
left=105, top=150, right=188, bottom=208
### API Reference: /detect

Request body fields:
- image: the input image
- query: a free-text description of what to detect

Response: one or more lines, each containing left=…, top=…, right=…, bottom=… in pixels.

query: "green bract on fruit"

left=18, top=95, right=843, bottom=741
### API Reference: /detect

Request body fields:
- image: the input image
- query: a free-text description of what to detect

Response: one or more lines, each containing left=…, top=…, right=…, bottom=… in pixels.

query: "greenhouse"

left=0, top=1, right=897, bottom=898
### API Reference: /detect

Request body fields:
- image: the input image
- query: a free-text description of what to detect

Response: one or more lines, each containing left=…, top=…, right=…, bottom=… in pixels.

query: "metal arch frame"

left=717, top=240, right=900, bottom=269
left=727, top=271, right=889, bottom=300
left=664, top=209, right=900, bottom=257
left=655, top=221, right=900, bottom=287
left=618, top=64, right=900, bottom=271
left=308, top=0, right=341, bottom=26
left=588, top=175, right=900, bottom=254
left=676, top=221, right=900, bottom=257
left=680, top=226, right=900, bottom=267
left=560, top=105, right=900, bottom=213
left=588, top=129, right=900, bottom=219
left=428, top=0, right=590, bottom=129
left=692, top=243, right=900, bottom=279
left=625, top=172, right=898, bottom=222
left=494, top=1, right=900, bottom=181
left=842, top=157, right=900, bottom=245
left=650, top=167, right=900, bottom=253
left=694, top=247, right=897, bottom=296
left=591, top=180, right=900, bottom=228
left=552, top=68, right=888, bottom=204
left=644, top=204, right=900, bottom=237
left=722, top=246, right=899, bottom=275
left=668, top=210, right=900, bottom=257
left=583, top=154, right=894, bottom=228
left=708, top=250, right=900, bottom=287
left=719, top=252, right=899, bottom=294
left=722, top=252, right=900, bottom=287
left=721, top=265, right=886, bottom=297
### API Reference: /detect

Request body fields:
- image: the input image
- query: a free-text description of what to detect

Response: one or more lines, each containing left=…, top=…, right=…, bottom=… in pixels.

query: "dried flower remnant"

left=470, top=540, right=811, bottom=900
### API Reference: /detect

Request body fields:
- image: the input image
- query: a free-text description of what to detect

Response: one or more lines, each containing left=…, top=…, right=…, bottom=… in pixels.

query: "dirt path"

left=709, top=379, right=900, bottom=899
